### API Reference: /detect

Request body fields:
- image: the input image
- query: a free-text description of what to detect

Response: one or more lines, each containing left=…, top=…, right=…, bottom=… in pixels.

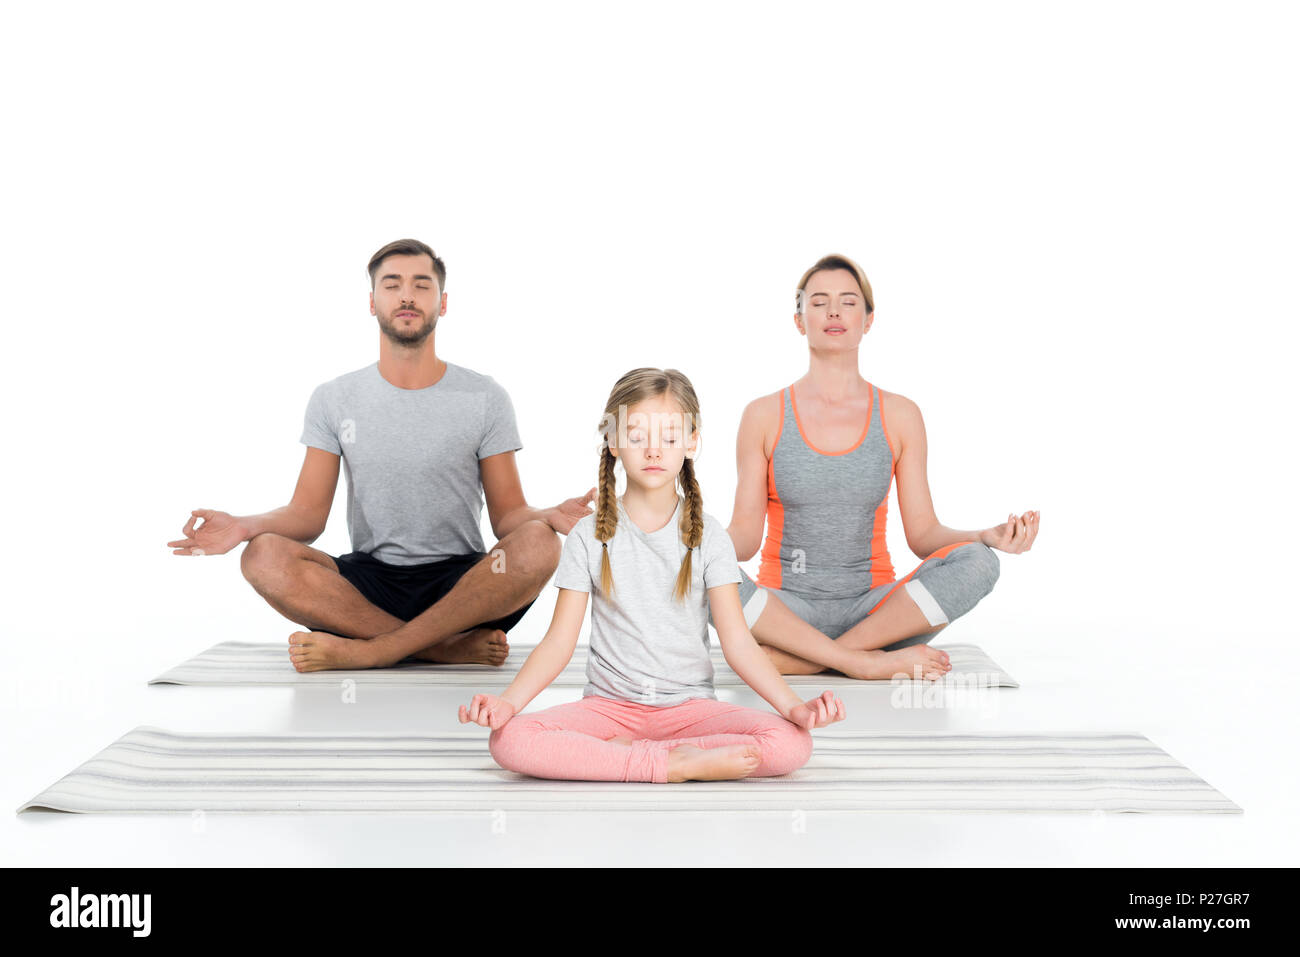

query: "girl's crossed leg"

left=645, top=697, right=813, bottom=780
left=488, top=695, right=812, bottom=783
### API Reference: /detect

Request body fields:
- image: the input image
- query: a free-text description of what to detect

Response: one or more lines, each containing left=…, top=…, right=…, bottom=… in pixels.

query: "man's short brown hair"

left=367, top=239, right=446, bottom=291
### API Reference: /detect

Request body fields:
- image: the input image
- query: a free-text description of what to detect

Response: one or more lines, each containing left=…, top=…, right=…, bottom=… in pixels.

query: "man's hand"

left=459, top=693, right=518, bottom=731
left=785, top=690, right=846, bottom=730
left=979, top=510, right=1040, bottom=554
left=542, top=487, right=597, bottom=534
left=168, top=509, right=249, bottom=556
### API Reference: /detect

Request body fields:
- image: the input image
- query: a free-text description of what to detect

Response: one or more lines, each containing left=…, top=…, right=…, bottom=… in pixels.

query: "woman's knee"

left=946, top=542, right=999, bottom=597
left=970, top=543, right=1001, bottom=594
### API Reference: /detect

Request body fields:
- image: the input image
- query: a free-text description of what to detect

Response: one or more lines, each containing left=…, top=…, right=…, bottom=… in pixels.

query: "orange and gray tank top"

left=757, top=382, right=897, bottom=598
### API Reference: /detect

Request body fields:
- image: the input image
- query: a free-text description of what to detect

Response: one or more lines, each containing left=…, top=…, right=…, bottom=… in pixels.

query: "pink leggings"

left=488, top=695, right=813, bottom=783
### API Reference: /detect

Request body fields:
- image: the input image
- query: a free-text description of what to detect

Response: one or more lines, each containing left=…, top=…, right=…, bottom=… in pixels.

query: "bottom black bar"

left=4, top=866, right=1292, bottom=942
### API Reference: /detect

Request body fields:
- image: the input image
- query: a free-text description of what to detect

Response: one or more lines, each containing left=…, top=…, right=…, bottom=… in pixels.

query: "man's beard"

left=378, top=310, right=436, bottom=347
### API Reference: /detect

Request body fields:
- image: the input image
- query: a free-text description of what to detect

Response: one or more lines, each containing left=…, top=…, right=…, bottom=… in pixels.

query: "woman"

left=720, top=254, right=1039, bottom=679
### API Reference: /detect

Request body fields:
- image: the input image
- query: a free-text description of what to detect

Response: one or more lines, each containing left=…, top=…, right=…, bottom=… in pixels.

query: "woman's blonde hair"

left=595, top=368, right=704, bottom=603
left=795, top=253, right=874, bottom=314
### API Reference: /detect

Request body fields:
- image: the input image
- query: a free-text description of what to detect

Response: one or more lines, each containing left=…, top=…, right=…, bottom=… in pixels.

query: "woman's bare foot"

left=839, top=644, right=951, bottom=681
left=288, top=631, right=377, bottom=672
left=410, top=628, right=509, bottom=666
left=666, top=743, right=762, bottom=782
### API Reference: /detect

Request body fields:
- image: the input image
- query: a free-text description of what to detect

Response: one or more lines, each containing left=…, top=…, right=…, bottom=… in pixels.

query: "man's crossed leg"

left=240, top=519, right=560, bottom=672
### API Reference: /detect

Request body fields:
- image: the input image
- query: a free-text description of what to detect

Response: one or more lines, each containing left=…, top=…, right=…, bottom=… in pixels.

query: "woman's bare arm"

left=726, top=395, right=776, bottom=561
left=888, top=392, right=1037, bottom=557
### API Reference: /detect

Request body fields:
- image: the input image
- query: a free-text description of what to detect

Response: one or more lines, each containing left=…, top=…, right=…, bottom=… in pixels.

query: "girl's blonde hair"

left=795, top=253, right=874, bottom=315
left=595, top=367, right=704, bottom=603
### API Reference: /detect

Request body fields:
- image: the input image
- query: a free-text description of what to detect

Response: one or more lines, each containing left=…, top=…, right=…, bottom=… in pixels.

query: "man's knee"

left=240, top=532, right=293, bottom=587
left=502, top=519, right=560, bottom=581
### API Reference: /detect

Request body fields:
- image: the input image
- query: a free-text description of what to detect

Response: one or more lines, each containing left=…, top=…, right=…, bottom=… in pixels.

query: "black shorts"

left=334, top=550, right=536, bottom=634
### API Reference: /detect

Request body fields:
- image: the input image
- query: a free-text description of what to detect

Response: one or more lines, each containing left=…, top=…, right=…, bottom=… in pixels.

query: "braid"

left=672, top=456, right=705, bottom=603
left=596, top=366, right=707, bottom=604
left=595, top=444, right=619, bottom=598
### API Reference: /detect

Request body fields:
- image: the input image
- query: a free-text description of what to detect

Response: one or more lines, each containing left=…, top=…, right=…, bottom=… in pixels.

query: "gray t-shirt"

left=300, top=361, right=521, bottom=565
left=552, top=495, right=743, bottom=707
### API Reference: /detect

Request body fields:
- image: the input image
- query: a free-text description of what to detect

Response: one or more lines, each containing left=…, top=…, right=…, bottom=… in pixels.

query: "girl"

left=718, top=253, right=1040, bottom=679
left=459, top=368, right=845, bottom=783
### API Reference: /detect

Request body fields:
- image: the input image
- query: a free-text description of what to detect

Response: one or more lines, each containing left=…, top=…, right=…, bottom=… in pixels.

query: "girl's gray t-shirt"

left=299, top=361, right=521, bottom=565
left=553, top=495, right=742, bottom=706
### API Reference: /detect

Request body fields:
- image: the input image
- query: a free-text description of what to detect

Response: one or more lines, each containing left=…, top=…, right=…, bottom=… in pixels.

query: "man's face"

left=370, top=253, right=446, bottom=346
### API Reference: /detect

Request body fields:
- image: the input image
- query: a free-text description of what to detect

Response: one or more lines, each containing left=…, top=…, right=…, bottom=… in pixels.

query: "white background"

left=2, top=1, right=1297, bottom=865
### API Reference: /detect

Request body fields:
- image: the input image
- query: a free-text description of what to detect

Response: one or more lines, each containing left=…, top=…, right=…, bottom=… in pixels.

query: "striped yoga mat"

left=18, top=727, right=1237, bottom=813
left=149, top=641, right=1017, bottom=688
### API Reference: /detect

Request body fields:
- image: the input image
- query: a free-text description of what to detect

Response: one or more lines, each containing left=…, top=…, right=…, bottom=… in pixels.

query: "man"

left=168, top=238, right=594, bottom=672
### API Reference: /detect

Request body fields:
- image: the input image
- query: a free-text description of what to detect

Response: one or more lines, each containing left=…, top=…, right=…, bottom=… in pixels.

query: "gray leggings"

left=727, top=541, right=1000, bottom=651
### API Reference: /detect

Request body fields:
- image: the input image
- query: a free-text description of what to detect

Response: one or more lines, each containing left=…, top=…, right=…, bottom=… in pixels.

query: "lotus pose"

left=717, top=254, right=1039, bottom=679
left=169, top=238, right=593, bottom=671
left=460, top=368, right=845, bottom=783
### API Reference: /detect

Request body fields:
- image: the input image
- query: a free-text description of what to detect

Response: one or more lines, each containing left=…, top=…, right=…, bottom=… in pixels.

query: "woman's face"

left=796, top=268, right=872, bottom=347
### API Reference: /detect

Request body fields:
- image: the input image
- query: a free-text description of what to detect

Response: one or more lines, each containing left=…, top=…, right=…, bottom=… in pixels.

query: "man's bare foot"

left=839, top=644, right=951, bottom=681
left=410, top=628, right=509, bottom=666
left=288, top=631, right=376, bottom=672
left=666, top=743, right=762, bottom=782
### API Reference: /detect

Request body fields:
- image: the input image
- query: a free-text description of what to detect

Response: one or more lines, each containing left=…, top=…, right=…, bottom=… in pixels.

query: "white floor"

left=5, top=607, right=1295, bottom=867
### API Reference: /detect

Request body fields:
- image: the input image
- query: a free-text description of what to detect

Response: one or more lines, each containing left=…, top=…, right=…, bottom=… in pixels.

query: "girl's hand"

left=459, top=693, right=517, bottom=730
left=979, top=510, right=1039, bottom=554
left=785, top=690, right=846, bottom=730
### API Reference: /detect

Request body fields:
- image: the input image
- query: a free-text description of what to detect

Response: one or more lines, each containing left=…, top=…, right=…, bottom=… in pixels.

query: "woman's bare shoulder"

left=877, top=387, right=923, bottom=453
left=878, top=387, right=921, bottom=417
left=743, top=388, right=784, bottom=421
left=739, top=389, right=784, bottom=458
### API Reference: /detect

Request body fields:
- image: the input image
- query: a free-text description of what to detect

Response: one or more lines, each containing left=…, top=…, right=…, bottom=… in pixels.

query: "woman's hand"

left=785, top=690, right=846, bottom=730
left=168, top=509, right=249, bottom=556
left=459, top=693, right=517, bottom=730
left=979, top=510, right=1039, bottom=554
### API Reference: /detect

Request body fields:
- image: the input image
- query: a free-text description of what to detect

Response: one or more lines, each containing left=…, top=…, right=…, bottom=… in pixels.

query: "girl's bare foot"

left=410, top=628, right=509, bottom=666
left=840, top=644, right=951, bottom=681
left=287, top=631, right=376, bottom=672
left=666, top=743, right=762, bottom=782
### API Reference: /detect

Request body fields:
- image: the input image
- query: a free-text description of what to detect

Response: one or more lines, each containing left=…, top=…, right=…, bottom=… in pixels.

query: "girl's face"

left=796, top=268, right=872, bottom=347
left=610, top=393, right=698, bottom=494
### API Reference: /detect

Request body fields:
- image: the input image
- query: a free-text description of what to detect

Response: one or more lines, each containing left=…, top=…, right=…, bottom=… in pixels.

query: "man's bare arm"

left=168, top=447, right=340, bottom=556
left=481, top=451, right=594, bottom=539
